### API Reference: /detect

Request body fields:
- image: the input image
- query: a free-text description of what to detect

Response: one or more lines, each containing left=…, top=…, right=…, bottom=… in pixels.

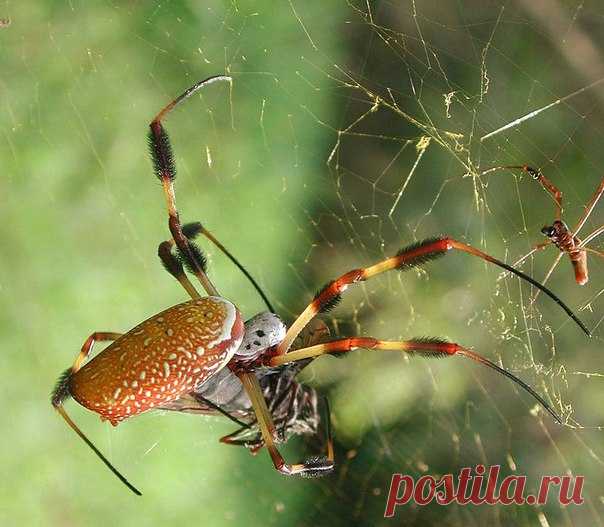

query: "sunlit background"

left=2, top=1, right=604, bottom=525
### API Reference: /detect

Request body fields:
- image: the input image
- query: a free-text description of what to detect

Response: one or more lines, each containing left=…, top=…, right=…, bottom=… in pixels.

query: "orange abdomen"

left=570, top=249, right=588, bottom=285
left=69, top=296, right=244, bottom=425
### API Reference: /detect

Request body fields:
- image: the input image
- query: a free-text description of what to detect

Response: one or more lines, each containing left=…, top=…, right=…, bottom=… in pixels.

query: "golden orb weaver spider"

left=484, top=164, right=604, bottom=287
left=51, top=76, right=591, bottom=496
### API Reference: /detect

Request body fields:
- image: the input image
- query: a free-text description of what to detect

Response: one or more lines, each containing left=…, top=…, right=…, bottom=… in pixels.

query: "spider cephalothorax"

left=541, top=220, right=576, bottom=248
left=233, top=312, right=287, bottom=362
left=51, top=76, right=591, bottom=496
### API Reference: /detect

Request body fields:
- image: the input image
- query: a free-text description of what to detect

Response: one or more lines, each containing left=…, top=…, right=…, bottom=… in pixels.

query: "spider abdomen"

left=69, top=296, right=244, bottom=425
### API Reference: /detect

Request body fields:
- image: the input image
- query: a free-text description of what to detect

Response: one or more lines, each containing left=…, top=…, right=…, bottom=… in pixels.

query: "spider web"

left=2, top=1, right=604, bottom=526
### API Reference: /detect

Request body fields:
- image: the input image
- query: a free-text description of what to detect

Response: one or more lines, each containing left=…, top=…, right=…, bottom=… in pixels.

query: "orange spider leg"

left=51, top=332, right=142, bottom=495
left=275, top=237, right=589, bottom=357
left=148, top=75, right=232, bottom=296
left=268, top=336, right=561, bottom=424
left=573, top=178, right=604, bottom=235
left=498, top=165, right=563, bottom=219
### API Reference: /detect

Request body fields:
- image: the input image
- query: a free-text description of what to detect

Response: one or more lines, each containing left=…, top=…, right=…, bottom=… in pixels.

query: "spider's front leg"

left=147, top=75, right=232, bottom=297
left=237, top=371, right=334, bottom=477
left=275, top=236, right=589, bottom=357
left=267, top=336, right=562, bottom=424
left=149, top=76, right=276, bottom=312
left=178, top=222, right=275, bottom=311
left=503, top=165, right=564, bottom=220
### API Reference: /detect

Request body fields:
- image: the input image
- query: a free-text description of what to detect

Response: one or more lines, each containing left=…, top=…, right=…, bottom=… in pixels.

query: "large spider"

left=51, top=76, right=590, bottom=496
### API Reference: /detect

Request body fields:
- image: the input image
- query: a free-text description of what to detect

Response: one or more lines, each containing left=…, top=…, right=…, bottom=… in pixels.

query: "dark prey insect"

left=484, top=164, right=604, bottom=286
left=51, top=76, right=591, bottom=496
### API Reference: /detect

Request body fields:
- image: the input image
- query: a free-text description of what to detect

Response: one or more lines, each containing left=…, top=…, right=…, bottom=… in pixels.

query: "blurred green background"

left=2, top=1, right=603, bottom=526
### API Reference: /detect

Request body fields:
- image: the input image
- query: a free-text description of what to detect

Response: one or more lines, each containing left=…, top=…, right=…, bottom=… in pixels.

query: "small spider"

left=52, top=76, right=590, bottom=496
left=485, top=165, right=604, bottom=286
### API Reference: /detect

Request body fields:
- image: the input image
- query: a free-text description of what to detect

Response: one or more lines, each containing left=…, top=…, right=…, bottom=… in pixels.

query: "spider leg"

left=498, top=241, right=552, bottom=286
left=268, top=337, right=562, bottom=424
left=158, top=240, right=201, bottom=299
left=157, top=390, right=254, bottom=430
left=180, top=222, right=274, bottom=312
left=530, top=179, right=604, bottom=296
left=276, top=237, right=589, bottom=356
left=148, top=75, right=231, bottom=296
left=573, top=177, right=604, bottom=236
left=237, top=372, right=334, bottom=477
left=74, top=333, right=123, bottom=373
left=526, top=252, right=566, bottom=305
left=510, top=241, right=552, bottom=269
left=583, top=247, right=604, bottom=259
left=158, top=222, right=274, bottom=310
left=580, top=224, right=604, bottom=248
left=158, top=221, right=275, bottom=310
left=51, top=332, right=141, bottom=496
left=219, top=429, right=263, bottom=452
left=321, top=396, right=334, bottom=464
left=52, top=332, right=123, bottom=406
left=496, top=165, right=563, bottom=220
